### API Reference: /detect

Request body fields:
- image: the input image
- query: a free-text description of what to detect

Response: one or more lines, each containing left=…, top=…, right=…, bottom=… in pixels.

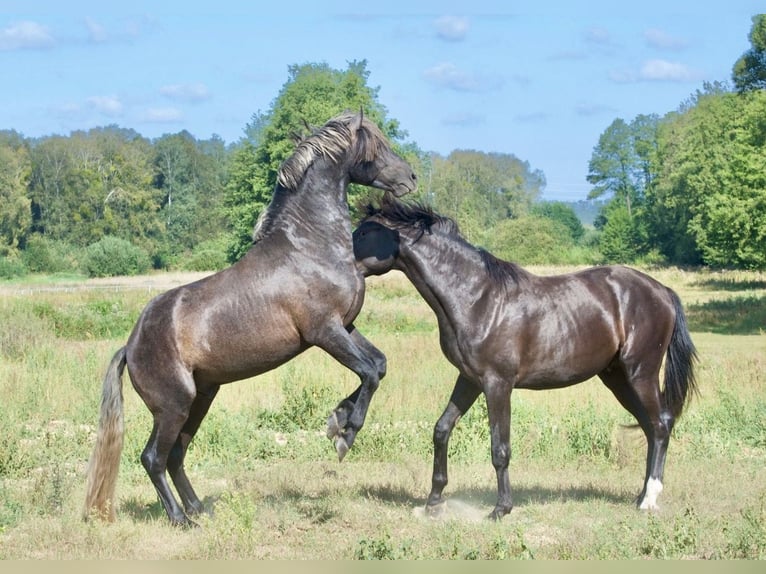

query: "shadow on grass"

left=692, top=278, right=766, bottom=292
left=363, top=482, right=631, bottom=511
left=117, top=481, right=631, bottom=525
left=120, top=494, right=220, bottom=524
left=686, top=294, right=766, bottom=335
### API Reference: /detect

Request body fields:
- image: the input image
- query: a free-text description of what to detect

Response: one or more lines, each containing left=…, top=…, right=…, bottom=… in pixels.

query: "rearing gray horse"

left=83, top=111, right=417, bottom=526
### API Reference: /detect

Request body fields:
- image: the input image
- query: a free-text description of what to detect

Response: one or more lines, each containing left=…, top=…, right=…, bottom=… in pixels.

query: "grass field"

left=0, top=266, right=764, bottom=559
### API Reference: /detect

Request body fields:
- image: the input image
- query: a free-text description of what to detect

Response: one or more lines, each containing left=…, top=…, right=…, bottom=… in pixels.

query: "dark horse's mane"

left=361, top=196, right=528, bottom=285
left=253, top=111, right=392, bottom=242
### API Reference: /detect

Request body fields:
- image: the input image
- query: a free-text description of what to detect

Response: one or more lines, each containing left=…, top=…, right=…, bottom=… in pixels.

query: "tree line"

left=1, top=15, right=764, bottom=277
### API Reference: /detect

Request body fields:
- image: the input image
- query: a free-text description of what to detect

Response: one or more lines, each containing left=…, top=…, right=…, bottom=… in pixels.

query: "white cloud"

left=142, top=107, right=184, bottom=123
left=85, top=18, right=108, bottom=43
left=160, top=83, right=211, bottom=103
left=434, top=16, right=469, bottom=42
left=423, top=62, right=502, bottom=92
left=574, top=102, right=616, bottom=117
left=609, top=59, right=699, bottom=83
left=584, top=27, right=613, bottom=46
left=644, top=28, right=687, bottom=51
left=87, top=95, right=123, bottom=116
left=442, top=111, right=484, bottom=127
left=639, top=59, right=696, bottom=81
left=0, top=21, right=54, bottom=51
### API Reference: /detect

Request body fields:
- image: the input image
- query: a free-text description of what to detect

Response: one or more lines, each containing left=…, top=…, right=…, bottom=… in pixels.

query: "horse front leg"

left=326, top=325, right=387, bottom=439
left=485, top=383, right=513, bottom=520
left=426, top=374, right=481, bottom=516
left=315, top=324, right=385, bottom=461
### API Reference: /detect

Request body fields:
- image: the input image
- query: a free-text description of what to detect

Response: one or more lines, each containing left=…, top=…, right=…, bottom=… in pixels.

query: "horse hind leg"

left=135, top=373, right=196, bottom=526
left=599, top=369, right=672, bottom=510
left=166, top=385, right=220, bottom=517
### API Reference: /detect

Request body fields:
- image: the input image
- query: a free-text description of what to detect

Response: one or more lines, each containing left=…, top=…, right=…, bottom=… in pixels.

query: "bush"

left=482, top=216, right=582, bottom=265
left=179, top=237, right=230, bottom=272
left=82, top=236, right=151, bottom=278
left=0, top=254, right=26, bottom=279
left=21, top=235, right=80, bottom=274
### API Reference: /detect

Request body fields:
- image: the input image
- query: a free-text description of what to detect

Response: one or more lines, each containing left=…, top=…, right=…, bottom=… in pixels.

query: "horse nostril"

left=411, top=172, right=417, bottom=181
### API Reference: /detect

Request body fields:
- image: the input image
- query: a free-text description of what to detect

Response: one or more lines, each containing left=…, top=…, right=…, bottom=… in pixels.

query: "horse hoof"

left=425, top=501, right=446, bottom=518
left=326, top=412, right=341, bottom=439
left=335, top=437, right=349, bottom=462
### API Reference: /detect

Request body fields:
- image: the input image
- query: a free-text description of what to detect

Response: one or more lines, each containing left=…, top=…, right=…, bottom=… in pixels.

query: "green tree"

left=28, top=126, right=160, bottom=254
left=733, top=14, right=766, bottom=93
left=587, top=118, right=640, bottom=218
left=0, top=131, right=32, bottom=254
left=428, top=150, right=544, bottom=243
left=531, top=201, right=585, bottom=242
left=483, top=216, right=575, bottom=265
left=153, top=131, right=229, bottom=262
left=224, top=60, right=420, bottom=261
left=647, top=87, right=766, bottom=268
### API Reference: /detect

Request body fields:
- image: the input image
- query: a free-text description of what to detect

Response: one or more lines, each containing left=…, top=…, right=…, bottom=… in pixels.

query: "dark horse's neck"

left=398, top=229, right=500, bottom=332
left=254, top=160, right=353, bottom=247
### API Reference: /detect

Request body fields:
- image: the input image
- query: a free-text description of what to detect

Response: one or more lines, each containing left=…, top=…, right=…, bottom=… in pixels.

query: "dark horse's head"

left=277, top=110, right=417, bottom=197
left=353, top=196, right=451, bottom=275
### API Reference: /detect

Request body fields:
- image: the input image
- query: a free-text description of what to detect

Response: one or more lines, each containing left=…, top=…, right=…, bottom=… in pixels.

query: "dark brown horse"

left=83, top=112, right=417, bottom=526
left=352, top=197, right=698, bottom=520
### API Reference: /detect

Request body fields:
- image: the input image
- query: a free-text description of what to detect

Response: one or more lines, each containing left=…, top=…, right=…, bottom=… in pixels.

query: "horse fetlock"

left=638, top=477, right=663, bottom=510
left=488, top=504, right=512, bottom=521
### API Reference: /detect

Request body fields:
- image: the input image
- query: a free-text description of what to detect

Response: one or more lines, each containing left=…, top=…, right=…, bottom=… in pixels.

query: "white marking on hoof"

left=335, top=436, right=349, bottom=462
left=639, top=478, right=663, bottom=510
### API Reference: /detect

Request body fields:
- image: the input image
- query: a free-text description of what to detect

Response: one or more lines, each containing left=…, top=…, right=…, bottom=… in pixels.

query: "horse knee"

left=491, top=443, right=510, bottom=470
left=660, top=410, right=675, bottom=435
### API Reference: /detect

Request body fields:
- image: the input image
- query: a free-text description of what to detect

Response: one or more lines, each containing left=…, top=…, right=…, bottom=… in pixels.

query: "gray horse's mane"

left=253, top=111, right=390, bottom=242
left=361, top=196, right=528, bottom=285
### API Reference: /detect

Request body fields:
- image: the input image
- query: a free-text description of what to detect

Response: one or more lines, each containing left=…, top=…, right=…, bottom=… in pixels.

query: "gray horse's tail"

left=663, top=291, right=699, bottom=420
left=83, top=346, right=127, bottom=522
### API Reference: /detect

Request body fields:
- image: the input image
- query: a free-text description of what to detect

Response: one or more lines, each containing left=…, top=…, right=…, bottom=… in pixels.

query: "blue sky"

left=1, top=1, right=762, bottom=201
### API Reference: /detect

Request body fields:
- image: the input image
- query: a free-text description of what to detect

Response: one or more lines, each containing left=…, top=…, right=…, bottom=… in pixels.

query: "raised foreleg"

left=326, top=325, right=386, bottom=441
left=313, top=323, right=386, bottom=460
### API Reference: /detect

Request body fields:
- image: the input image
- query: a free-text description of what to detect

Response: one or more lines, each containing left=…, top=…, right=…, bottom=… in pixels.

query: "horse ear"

left=357, top=108, right=364, bottom=129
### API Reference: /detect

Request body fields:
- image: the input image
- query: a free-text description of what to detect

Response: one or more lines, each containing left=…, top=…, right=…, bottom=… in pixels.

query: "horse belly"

left=190, top=326, right=305, bottom=385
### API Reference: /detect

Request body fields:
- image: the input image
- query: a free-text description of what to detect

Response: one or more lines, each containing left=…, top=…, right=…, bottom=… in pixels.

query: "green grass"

left=0, top=266, right=764, bottom=558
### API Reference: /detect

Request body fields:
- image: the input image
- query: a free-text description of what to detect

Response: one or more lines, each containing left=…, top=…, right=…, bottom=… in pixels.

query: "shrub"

left=180, top=237, right=230, bottom=272
left=0, top=254, right=26, bottom=279
left=21, top=235, right=80, bottom=274
left=81, top=236, right=151, bottom=277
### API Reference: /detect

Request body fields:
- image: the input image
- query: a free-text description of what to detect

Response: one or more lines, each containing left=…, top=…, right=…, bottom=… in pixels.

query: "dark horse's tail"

left=662, top=291, right=699, bottom=420
left=83, top=346, right=127, bottom=522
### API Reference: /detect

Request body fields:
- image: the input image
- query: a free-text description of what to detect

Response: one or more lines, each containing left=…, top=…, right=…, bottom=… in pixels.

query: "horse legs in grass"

left=318, top=324, right=385, bottom=460
left=599, top=369, right=673, bottom=510
left=426, top=375, right=481, bottom=515
left=137, top=374, right=199, bottom=527
left=167, top=386, right=219, bottom=517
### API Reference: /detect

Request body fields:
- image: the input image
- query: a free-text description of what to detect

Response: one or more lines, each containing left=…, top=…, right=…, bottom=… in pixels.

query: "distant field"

left=0, top=266, right=764, bottom=559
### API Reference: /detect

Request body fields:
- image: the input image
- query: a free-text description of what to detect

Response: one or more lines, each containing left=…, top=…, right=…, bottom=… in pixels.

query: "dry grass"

left=0, top=266, right=764, bottom=559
